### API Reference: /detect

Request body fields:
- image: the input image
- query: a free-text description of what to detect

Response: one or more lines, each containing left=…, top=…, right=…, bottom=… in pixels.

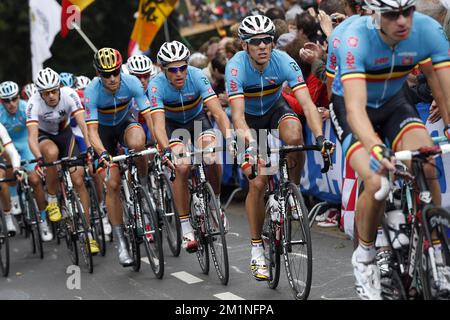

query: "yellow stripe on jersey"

left=98, top=101, right=130, bottom=114
left=433, top=61, right=450, bottom=70
left=341, top=73, right=366, bottom=82
left=164, top=96, right=202, bottom=113
left=243, top=84, right=281, bottom=98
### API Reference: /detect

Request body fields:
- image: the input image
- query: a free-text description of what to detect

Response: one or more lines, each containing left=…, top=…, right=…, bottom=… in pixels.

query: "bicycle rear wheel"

left=137, top=185, right=164, bottom=279
left=157, top=172, right=181, bottom=257
left=87, top=179, right=106, bottom=256
left=204, top=182, right=229, bottom=285
left=283, top=183, right=312, bottom=300
left=418, top=207, right=450, bottom=300
left=263, top=204, right=281, bottom=289
left=0, top=212, right=10, bottom=277
left=71, top=192, right=93, bottom=273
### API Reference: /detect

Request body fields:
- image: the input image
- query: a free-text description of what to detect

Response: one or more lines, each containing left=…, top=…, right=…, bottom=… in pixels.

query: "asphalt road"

left=0, top=201, right=358, bottom=300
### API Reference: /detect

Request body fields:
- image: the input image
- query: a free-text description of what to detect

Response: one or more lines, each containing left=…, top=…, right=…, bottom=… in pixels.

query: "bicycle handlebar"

left=112, top=147, right=158, bottom=163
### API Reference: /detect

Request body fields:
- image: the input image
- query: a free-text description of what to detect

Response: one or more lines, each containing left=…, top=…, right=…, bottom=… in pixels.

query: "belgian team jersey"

left=333, top=12, right=450, bottom=108
left=0, top=99, right=28, bottom=144
left=148, top=66, right=217, bottom=124
left=84, top=73, right=150, bottom=126
left=225, top=49, right=307, bottom=116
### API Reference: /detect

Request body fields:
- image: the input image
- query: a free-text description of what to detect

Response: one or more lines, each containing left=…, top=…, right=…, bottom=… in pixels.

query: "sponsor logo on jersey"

left=347, top=36, right=359, bottom=48
left=208, top=88, right=214, bottom=94
left=402, top=56, right=414, bottom=65
left=332, top=38, right=341, bottom=49
left=375, top=57, right=389, bottom=65
left=151, top=96, right=158, bottom=107
left=230, top=80, right=238, bottom=93
left=231, top=68, right=238, bottom=76
left=346, top=52, right=356, bottom=69
left=290, top=62, right=300, bottom=72
left=330, top=53, right=337, bottom=68
left=297, top=76, right=304, bottom=83
left=152, top=87, right=157, bottom=93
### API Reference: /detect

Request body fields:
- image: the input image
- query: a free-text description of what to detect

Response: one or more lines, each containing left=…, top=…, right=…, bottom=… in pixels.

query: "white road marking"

left=231, top=266, right=245, bottom=274
left=171, top=271, right=203, bottom=284
left=228, top=232, right=240, bottom=237
left=141, top=257, right=150, bottom=264
left=214, top=292, right=245, bottom=300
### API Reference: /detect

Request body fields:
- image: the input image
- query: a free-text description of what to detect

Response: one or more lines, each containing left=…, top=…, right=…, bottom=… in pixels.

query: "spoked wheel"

left=204, top=182, right=229, bottom=285
left=190, top=193, right=209, bottom=275
left=71, top=193, right=93, bottom=274
left=0, top=212, right=10, bottom=277
left=121, top=195, right=141, bottom=272
left=418, top=208, right=450, bottom=300
left=62, top=216, right=78, bottom=266
left=263, top=204, right=281, bottom=289
left=87, top=180, right=106, bottom=256
left=137, top=185, right=164, bottom=279
left=283, top=183, right=312, bottom=300
left=28, top=196, right=44, bottom=259
left=155, top=172, right=181, bottom=257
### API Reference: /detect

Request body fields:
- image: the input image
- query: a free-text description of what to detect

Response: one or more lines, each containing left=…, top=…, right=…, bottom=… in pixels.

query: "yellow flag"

left=131, top=0, right=178, bottom=51
left=69, top=0, right=95, bottom=11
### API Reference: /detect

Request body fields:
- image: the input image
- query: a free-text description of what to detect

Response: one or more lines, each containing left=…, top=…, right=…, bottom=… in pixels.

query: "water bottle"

left=267, top=194, right=280, bottom=222
left=386, top=209, right=409, bottom=249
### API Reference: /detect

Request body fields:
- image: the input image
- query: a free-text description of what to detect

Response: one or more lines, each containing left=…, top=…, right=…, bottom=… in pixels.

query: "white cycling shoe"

left=102, top=216, right=112, bottom=235
left=352, top=251, right=382, bottom=300
left=4, top=215, right=16, bottom=237
left=250, top=249, right=270, bottom=281
left=39, top=220, right=53, bottom=242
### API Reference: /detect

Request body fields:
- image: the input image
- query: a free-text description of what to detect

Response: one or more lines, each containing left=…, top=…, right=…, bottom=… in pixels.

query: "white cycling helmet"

left=157, top=41, right=190, bottom=67
left=238, top=15, right=276, bottom=40
left=75, top=75, right=91, bottom=90
left=21, top=83, right=37, bottom=100
left=364, top=0, right=416, bottom=12
left=0, top=81, right=19, bottom=99
left=127, top=55, right=153, bottom=75
left=35, top=67, right=60, bottom=91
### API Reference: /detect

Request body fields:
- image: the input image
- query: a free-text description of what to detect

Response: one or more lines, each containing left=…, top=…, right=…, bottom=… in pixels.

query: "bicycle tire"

left=190, top=191, right=209, bottom=275
left=283, top=183, right=312, bottom=300
left=204, top=182, right=229, bottom=285
left=136, top=185, right=164, bottom=279
left=157, top=172, right=182, bottom=257
left=86, top=179, right=106, bottom=256
left=418, top=207, right=450, bottom=300
left=263, top=204, right=281, bottom=289
left=71, top=191, right=93, bottom=274
left=121, top=189, right=141, bottom=272
left=0, top=211, right=10, bottom=277
left=27, top=192, right=44, bottom=259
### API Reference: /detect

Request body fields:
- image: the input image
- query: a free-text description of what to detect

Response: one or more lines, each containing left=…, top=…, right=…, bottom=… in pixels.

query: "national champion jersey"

left=225, top=49, right=307, bottom=116
left=26, top=87, right=84, bottom=135
left=333, top=12, right=450, bottom=108
left=148, top=66, right=217, bottom=124
left=0, top=99, right=29, bottom=144
left=84, top=73, right=151, bottom=126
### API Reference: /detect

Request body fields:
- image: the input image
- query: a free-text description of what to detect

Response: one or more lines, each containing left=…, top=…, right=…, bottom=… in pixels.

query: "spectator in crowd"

left=188, top=52, right=209, bottom=69
left=319, top=0, right=346, bottom=16
left=282, top=35, right=329, bottom=120
left=284, top=0, right=304, bottom=22
left=265, top=7, right=286, bottom=20
left=224, top=39, right=241, bottom=59
left=296, top=11, right=323, bottom=43
left=273, top=19, right=290, bottom=43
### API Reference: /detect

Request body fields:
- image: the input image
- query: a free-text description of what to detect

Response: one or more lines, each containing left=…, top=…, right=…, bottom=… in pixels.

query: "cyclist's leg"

left=122, top=121, right=149, bottom=189
left=0, top=159, right=15, bottom=235
left=275, top=99, right=304, bottom=185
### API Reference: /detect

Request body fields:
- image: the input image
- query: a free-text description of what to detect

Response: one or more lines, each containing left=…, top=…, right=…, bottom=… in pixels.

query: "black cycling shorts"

left=98, top=117, right=142, bottom=156
left=38, top=125, right=80, bottom=158
left=245, top=97, right=300, bottom=142
left=330, top=86, right=426, bottom=161
left=166, top=111, right=215, bottom=144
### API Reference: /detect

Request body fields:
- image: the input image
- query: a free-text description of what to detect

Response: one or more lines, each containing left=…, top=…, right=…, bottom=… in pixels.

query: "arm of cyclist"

left=73, top=109, right=92, bottom=149
left=419, top=62, right=450, bottom=126
left=204, top=96, right=235, bottom=153
left=0, top=123, right=21, bottom=173
left=26, top=120, right=45, bottom=177
left=86, top=123, right=112, bottom=168
left=433, top=68, right=450, bottom=139
left=293, top=87, right=323, bottom=139
left=150, top=110, right=175, bottom=170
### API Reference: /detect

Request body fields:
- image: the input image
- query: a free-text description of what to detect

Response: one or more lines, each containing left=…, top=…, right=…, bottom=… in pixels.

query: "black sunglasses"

left=1, top=95, right=19, bottom=104
left=166, top=65, right=188, bottom=74
left=100, top=68, right=121, bottom=78
left=133, top=72, right=151, bottom=79
left=382, top=6, right=415, bottom=20
left=246, top=36, right=274, bottom=46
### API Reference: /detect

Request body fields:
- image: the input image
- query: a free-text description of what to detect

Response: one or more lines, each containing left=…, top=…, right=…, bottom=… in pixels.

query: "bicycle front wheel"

left=190, top=190, right=209, bottom=275
left=27, top=193, right=44, bottom=259
left=204, top=182, right=229, bottom=285
left=283, top=183, right=312, bottom=300
left=157, top=172, right=181, bottom=257
left=87, top=179, right=106, bottom=256
left=71, top=192, right=93, bottom=274
left=418, top=207, right=450, bottom=300
left=137, top=185, right=164, bottom=279
left=0, top=212, right=10, bottom=277
left=262, top=204, right=281, bottom=289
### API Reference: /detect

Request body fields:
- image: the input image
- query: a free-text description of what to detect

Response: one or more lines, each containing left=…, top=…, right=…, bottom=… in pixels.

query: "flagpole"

left=71, top=22, right=98, bottom=53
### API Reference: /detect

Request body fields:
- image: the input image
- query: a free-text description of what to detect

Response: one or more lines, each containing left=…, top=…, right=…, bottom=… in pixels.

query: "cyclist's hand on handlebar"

left=98, top=151, right=112, bottom=168
left=34, top=157, right=45, bottom=179
left=86, top=146, right=95, bottom=162
left=161, top=146, right=176, bottom=171
left=316, top=135, right=335, bottom=156
left=228, top=139, right=237, bottom=159
left=240, top=144, right=257, bottom=179
left=369, top=144, right=395, bottom=174
left=14, top=168, right=25, bottom=182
